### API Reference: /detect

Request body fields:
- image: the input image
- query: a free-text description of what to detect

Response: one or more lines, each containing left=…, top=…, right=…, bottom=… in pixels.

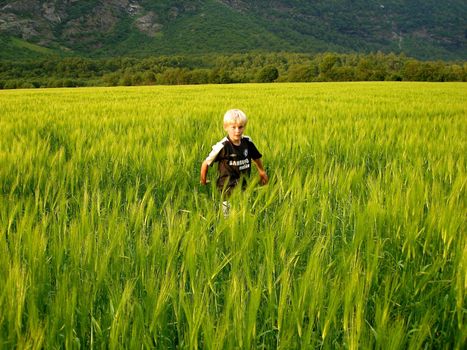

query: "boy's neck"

left=228, top=136, right=241, bottom=146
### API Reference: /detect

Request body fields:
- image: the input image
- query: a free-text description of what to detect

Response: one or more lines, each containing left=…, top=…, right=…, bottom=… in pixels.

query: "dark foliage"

left=0, top=52, right=465, bottom=89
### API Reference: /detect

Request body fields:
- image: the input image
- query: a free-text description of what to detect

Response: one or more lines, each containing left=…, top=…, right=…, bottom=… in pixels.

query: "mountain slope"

left=0, top=0, right=465, bottom=60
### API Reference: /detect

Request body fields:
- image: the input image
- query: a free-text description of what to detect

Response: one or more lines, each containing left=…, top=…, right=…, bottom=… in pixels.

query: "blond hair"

left=223, top=109, right=248, bottom=125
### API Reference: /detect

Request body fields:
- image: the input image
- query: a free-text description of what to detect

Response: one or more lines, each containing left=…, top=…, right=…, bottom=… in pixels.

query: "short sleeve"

left=205, top=140, right=225, bottom=166
left=248, top=139, right=262, bottom=160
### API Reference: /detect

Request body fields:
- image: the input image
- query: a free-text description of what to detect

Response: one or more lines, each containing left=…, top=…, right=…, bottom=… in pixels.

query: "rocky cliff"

left=0, top=0, right=465, bottom=60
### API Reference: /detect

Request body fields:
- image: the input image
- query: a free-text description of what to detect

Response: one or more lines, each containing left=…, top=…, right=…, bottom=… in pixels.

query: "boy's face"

left=224, top=121, right=245, bottom=145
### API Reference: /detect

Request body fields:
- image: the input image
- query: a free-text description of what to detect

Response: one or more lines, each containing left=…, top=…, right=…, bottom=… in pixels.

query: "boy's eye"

left=229, top=124, right=244, bottom=131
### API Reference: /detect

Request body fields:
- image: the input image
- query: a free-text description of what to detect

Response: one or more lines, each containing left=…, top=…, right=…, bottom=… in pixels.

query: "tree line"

left=0, top=52, right=465, bottom=89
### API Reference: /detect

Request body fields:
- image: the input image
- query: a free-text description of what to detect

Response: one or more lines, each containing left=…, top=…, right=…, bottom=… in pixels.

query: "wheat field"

left=0, top=82, right=465, bottom=349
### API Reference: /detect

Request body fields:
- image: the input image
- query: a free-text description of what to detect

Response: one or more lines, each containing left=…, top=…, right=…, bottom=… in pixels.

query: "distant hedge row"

left=0, top=52, right=465, bottom=89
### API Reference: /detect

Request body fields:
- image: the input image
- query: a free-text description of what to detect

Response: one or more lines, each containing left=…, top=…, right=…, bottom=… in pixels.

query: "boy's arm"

left=201, top=140, right=225, bottom=185
left=200, top=160, right=210, bottom=185
left=253, top=158, right=268, bottom=185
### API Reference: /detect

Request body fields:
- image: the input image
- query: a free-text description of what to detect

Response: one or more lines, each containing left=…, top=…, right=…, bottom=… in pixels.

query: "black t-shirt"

left=205, top=136, right=262, bottom=192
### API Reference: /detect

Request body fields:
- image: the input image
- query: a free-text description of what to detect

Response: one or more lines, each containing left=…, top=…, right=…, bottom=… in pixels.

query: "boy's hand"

left=200, top=161, right=210, bottom=185
left=258, top=170, right=268, bottom=185
left=252, top=158, right=268, bottom=185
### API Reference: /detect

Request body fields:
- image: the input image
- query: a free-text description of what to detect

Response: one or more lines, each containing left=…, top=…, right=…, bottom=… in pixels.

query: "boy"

left=200, top=109, right=268, bottom=199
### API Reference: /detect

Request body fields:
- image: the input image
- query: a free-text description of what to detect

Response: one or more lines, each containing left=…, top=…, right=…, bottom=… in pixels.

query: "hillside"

left=0, top=0, right=465, bottom=60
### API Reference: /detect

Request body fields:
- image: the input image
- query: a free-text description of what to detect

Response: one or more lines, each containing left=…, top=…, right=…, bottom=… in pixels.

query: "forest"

left=0, top=52, right=465, bottom=89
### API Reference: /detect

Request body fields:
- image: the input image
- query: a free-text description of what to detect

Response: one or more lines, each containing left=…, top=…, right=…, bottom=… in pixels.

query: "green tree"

left=142, top=71, right=157, bottom=85
left=402, top=60, right=422, bottom=81
left=157, top=68, right=190, bottom=85
left=119, top=72, right=133, bottom=86
left=256, top=65, right=279, bottom=83
left=209, top=68, right=234, bottom=84
left=332, top=66, right=357, bottom=81
left=443, top=64, right=464, bottom=81
left=319, top=53, right=341, bottom=74
left=186, top=69, right=210, bottom=84
left=287, top=64, right=314, bottom=82
left=102, top=72, right=120, bottom=86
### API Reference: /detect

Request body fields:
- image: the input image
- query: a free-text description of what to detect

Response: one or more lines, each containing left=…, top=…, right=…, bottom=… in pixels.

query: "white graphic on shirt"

left=229, top=158, right=250, bottom=170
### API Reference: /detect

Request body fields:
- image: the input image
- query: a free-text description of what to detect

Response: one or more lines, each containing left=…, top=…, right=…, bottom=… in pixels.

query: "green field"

left=0, top=83, right=465, bottom=349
